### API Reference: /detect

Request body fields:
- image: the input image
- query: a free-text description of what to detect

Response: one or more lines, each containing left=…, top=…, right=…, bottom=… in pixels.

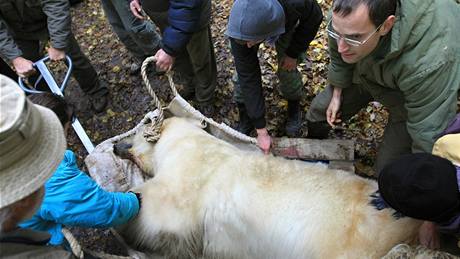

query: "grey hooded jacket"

left=0, top=0, right=71, bottom=60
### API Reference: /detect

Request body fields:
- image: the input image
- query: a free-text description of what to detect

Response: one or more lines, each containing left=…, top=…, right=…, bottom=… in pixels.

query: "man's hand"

left=280, top=56, right=297, bottom=71
left=12, top=57, right=35, bottom=78
left=256, top=128, right=271, bottom=155
left=154, top=49, right=175, bottom=72
left=47, top=47, right=65, bottom=61
left=130, top=0, right=145, bottom=19
left=326, top=86, right=342, bottom=127
left=419, top=221, right=440, bottom=249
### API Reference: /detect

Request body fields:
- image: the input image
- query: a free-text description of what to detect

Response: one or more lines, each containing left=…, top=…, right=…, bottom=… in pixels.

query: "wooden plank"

left=329, top=160, right=355, bottom=172
left=271, top=137, right=354, bottom=161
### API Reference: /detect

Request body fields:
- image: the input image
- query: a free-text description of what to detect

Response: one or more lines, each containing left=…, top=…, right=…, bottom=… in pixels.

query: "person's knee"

left=375, top=123, right=412, bottom=174
left=278, top=72, right=303, bottom=100
left=306, top=96, right=330, bottom=122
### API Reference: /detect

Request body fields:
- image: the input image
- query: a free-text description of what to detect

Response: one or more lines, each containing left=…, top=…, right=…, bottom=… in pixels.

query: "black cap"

left=378, top=153, right=459, bottom=223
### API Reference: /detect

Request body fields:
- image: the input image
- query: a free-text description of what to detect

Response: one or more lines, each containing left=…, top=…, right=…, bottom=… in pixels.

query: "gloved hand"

left=129, top=191, right=142, bottom=208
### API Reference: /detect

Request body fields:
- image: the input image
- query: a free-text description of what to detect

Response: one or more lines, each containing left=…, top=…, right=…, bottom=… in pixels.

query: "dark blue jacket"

left=161, top=0, right=211, bottom=56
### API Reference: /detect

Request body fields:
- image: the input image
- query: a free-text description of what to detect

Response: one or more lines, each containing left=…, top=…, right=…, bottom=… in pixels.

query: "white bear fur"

left=120, top=117, right=421, bottom=259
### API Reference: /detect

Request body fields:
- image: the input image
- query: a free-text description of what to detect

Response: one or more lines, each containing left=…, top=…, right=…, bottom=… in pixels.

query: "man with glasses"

left=226, top=0, right=322, bottom=154
left=306, top=0, right=460, bottom=174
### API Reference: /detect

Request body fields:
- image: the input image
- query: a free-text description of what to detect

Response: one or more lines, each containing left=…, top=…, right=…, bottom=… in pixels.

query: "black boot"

left=306, top=121, right=331, bottom=139
left=87, top=81, right=109, bottom=113
left=285, top=100, right=302, bottom=137
left=236, top=103, right=253, bottom=135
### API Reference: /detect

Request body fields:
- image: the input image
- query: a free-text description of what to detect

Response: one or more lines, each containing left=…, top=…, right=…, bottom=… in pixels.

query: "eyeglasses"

left=326, top=20, right=383, bottom=47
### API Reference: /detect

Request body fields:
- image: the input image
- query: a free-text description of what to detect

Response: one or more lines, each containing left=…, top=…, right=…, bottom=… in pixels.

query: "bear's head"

left=113, top=123, right=159, bottom=177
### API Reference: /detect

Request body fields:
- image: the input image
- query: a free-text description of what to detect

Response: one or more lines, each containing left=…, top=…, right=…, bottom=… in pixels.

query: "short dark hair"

left=28, top=93, right=73, bottom=126
left=332, top=0, right=398, bottom=27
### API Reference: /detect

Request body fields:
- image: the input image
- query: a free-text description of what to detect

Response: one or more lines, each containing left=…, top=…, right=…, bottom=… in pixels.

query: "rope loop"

left=140, top=56, right=166, bottom=143
left=140, top=56, right=257, bottom=145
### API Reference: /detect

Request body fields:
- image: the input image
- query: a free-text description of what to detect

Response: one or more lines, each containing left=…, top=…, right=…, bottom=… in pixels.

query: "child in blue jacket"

left=20, top=93, right=140, bottom=245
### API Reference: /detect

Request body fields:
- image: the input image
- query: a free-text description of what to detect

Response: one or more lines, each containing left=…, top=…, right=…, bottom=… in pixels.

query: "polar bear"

left=114, top=117, right=421, bottom=259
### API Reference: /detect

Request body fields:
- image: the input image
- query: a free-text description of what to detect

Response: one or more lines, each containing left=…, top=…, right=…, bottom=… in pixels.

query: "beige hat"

left=433, top=134, right=460, bottom=166
left=0, top=74, right=66, bottom=208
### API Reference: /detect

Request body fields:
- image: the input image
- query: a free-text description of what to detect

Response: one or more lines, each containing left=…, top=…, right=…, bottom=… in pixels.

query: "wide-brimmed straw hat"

left=0, top=74, right=66, bottom=208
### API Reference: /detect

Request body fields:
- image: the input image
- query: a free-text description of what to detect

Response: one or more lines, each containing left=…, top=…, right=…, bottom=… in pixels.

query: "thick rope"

left=62, top=227, right=141, bottom=259
left=140, top=56, right=165, bottom=142
left=140, top=55, right=257, bottom=145
left=140, top=55, right=258, bottom=146
left=62, top=228, right=84, bottom=259
left=171, top=96, right=258, bottom=145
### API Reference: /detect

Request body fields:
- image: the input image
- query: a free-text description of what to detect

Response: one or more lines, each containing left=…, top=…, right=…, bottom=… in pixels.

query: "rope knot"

left=143, top=115, right=162, bottom=142
left=141, top=56, right=166, bottom=142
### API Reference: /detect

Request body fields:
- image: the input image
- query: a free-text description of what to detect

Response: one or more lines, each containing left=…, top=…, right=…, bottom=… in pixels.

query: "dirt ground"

left=57, top=0, right=457, bottom=256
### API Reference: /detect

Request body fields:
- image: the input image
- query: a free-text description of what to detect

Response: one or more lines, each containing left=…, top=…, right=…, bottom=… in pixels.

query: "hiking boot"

left=197, top=103, right=215, bottom=118
left=87, top=81, right=109, bottom=113
left=285, top=100, right=302, bottom=137
left=306, top=120, right=331, bottom=139
left=89, top=91, right=108, bottom=113
left=237, top=103, right=253, bottom=135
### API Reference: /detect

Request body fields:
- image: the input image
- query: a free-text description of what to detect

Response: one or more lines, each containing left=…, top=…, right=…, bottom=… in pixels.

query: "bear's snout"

left=113, top=142, right=133, bottom=159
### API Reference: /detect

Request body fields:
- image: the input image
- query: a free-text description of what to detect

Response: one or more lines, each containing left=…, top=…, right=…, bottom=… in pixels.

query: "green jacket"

left=327, top=0, right=460, bottom=153
left=0, top=0, right=71, bottom=60
left=0, top=228, right=75, bottom=258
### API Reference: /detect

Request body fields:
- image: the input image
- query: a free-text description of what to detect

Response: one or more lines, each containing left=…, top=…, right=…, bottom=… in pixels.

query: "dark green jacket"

left=0, top=0, right=71, bottom=60
left=327, top=0, right=460, bottom=153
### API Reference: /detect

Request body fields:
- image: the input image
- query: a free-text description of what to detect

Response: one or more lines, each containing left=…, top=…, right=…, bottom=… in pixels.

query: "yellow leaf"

left=106, top=108, right=116, bottom=117
left=277, top=100, right=288, bottom=108
left=267, top=61, right=278, bottom=71
left=112, top=66, right=121, bottom=73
